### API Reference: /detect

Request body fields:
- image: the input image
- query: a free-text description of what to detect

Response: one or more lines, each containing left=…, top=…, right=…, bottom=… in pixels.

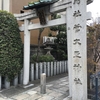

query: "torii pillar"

left=66, top=0, right=87, bottom=100
left=23, top=19, right=30, bottom=85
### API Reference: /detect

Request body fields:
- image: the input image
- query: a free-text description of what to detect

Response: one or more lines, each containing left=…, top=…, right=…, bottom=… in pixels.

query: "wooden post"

left=40, top=73, right=46, bottom=94
left=23, top=19, right=30, bottom=85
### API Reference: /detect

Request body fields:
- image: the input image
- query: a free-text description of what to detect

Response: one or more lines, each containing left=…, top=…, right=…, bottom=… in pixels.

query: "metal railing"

left=90, top=72, right=100, bottom=100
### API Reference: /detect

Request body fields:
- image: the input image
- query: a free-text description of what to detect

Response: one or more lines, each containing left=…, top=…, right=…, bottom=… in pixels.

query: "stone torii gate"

left=14, top=0, right=93, bottom=100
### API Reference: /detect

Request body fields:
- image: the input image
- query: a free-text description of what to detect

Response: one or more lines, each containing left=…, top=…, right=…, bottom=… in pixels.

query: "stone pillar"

left=66, top=6, right=73, bottom=97
left=0, top=75, right=1, bottom=90
left=57, top=61, right=59, bottom=74
left=43, top=62, right=47, bottom=74
left=23, top=19, right=30, bottom=85
left=54, top=62, right=56, bottom=75
left=40, top=73, right=46, bottom=94
left=31, top=64, right=34, bottom=81
left=40, top=63, right=43, bottom=76
left=36, top=63, right=39, bottom=80
left=19, top=69, right=23, bottom=84
left=4, top=77, right=10, bottom=89
left=64, top=61, right=67, bottom=73
left=62, top=61, right=65, bottom=73
left=59, top=61, right=62, bottom=74
left=51, top=62, right=53, bottom=76
left=13, top=75, right=18, bottom=86
left=47, top=62, right=50, bottom=77
left=71, top=0, right=87, bottom=100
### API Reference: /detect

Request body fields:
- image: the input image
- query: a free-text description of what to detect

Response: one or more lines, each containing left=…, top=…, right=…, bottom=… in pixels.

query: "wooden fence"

left=0, top=61, right=68, bottom=90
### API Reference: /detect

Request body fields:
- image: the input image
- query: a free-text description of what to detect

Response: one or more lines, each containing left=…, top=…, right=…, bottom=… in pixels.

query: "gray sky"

left=87, top=0, right=100, bottom=18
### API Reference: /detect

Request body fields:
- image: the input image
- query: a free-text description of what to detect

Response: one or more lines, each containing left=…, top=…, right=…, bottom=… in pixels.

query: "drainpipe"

left=95, top=75, right=98, bottom=100
left=1, top=0, right=3, bottom=10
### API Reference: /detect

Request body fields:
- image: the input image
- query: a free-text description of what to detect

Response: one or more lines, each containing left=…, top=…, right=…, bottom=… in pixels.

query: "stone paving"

left=0, top=74, right=69, bottom=100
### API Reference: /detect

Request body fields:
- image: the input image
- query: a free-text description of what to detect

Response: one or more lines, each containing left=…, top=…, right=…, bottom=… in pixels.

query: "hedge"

left=0, top=11, right=23, bottom=81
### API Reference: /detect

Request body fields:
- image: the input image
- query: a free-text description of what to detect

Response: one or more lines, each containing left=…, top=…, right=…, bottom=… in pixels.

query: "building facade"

left=0, top=0, right=56, bottom=45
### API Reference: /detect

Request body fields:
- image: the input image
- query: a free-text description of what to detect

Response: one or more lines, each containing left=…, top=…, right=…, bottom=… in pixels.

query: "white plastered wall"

left=0, top=0, right=3, bottom=10
left=0, top=0, right=10, bottom=12
left=3, top=0, right=10, bottom=12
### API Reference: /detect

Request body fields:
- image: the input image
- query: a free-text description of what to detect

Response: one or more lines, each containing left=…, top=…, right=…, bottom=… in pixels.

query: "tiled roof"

left=23, top=0, right=59, bottom=10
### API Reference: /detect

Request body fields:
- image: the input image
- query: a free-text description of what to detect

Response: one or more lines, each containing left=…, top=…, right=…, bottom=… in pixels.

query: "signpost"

left=71, top=0, right=87, bottom=99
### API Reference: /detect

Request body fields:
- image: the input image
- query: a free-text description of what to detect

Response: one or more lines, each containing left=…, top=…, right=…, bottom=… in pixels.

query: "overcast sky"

left=87, top=0, right=100, bottom=19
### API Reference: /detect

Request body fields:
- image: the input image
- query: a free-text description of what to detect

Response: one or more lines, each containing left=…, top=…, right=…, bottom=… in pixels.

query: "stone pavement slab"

left=0, top=97, right=5, bottom=100
left=27, top=91, right=37, bottom=95
left=0, top=73, right=92, bottom=100
left=23, top=93, right=42, bottom=100
left=12, top=94, right=29, bottom=100
left=38, top=95, right=54, bottom=100
left=48, top=91, right=63, bottom=98
left=0, top=74, right=70, bottom=100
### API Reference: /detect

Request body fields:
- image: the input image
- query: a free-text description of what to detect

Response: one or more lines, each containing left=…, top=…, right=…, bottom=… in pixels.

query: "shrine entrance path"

left=0, top=73, right=91, bottom=100
left=0, top=73, right=69, bottom=100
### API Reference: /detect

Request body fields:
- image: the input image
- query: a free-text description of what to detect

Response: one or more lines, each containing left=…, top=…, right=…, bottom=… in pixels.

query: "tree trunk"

left=36, top=28, right=44, bottom=62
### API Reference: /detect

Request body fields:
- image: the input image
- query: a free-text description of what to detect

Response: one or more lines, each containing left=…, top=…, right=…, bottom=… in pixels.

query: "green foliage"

left=31, top=54, right=54, bottom=63
left=57, top=49, right=67, bottom=61
left=54, top=33, right=67, bottom=61
left=0, top=11, right=23, bottom=81
left=50, top=25, right=66, bottom=32
left=50, top=14, right=66, bottom=32
left=48, top=32, right=52, bottom=37
left=50, top=14, right=67, bottom=61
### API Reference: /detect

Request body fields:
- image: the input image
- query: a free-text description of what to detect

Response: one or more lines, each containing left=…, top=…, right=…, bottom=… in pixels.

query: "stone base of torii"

left=14, top=0, right=93, bottom=100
